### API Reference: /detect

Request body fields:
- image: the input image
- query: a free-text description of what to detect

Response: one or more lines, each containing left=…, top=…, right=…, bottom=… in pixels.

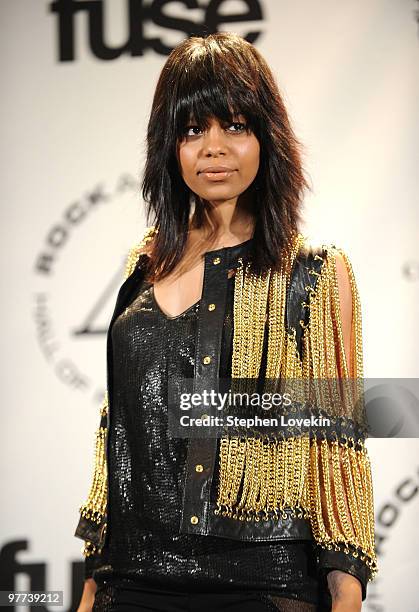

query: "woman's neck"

left=189, top=190, right=256, bottom=248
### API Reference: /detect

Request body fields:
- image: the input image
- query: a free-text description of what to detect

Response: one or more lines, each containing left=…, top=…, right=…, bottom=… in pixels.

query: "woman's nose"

left=202, top=125, right=227, bottom=154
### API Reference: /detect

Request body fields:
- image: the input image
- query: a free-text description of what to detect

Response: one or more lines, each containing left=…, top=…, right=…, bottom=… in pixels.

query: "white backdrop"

left=1, top=1, right=418, bottom=610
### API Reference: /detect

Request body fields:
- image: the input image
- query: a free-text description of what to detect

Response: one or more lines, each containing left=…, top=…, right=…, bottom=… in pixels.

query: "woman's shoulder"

left=294, top=234, right=358, bottom=331
left=295, top=233, right=353, bottom=267
left=124, top=225, right=158, bottom=279
left=294, top=233, right=326, bottom=264
left=293, top=235, right=357, bottom=307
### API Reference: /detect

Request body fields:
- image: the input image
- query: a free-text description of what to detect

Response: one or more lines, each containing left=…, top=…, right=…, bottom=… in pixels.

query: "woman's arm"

left=318, top=252, right=366, bottom=610
left=328, top=570, right=362, bottom=612
left=300, top=244, right=377, bottom=610
left=335, top=252, right=354, bottom=377
left=76, top=578, right=97, bottom=612
left=74, top=228, right=157, bottom=608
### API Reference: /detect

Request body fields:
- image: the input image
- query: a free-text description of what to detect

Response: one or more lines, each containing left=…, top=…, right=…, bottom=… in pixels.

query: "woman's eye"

left=184, top=122, right=247, bottom=137
left=185, top=126, right=203, bottom=136
left=227, top=122, right=247, bottom=133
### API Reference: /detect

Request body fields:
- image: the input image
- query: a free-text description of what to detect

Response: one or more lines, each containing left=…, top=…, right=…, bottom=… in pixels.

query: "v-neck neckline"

left=148, top=237, right=253, bottom=320
left=150, top=285, right=200, bottom=320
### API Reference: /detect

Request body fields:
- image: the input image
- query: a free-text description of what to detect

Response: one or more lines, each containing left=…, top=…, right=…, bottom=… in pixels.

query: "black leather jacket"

left=75, top=239, right=370, bottom=598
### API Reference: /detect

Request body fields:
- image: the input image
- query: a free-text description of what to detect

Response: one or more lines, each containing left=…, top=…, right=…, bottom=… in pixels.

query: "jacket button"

left=201, top=414, right=208, bottom=420
left=190, top=515, right=199, bottom=524
left=213, top=257, right=221, bottom=265
left=202, top=356, right=211, bottom=364
left=208, top=303, right=216, bottom=311
left=195, top=464, right=204, bottom=472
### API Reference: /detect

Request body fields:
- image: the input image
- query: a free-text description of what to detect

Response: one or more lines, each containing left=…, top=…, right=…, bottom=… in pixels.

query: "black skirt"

left=93, top=580, right=332, bottom=611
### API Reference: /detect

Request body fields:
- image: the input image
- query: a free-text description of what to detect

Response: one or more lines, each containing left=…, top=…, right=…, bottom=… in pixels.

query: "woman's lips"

left=200, top=170, right=236, bottom=180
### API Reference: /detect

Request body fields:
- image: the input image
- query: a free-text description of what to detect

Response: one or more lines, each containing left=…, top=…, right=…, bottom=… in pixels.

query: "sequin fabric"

left=90, top=241, right=322, bottom=607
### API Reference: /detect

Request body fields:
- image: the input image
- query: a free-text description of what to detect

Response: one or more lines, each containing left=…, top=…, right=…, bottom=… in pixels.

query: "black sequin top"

left=87, top=241, right=321, bottom=603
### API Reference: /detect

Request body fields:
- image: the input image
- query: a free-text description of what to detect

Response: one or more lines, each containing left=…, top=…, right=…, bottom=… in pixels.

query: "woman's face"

left=177, top=113, right=260, bottom=203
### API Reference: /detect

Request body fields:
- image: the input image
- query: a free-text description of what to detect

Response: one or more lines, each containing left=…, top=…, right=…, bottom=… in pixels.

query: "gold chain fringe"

left=216, top=233, right=377, bottom=579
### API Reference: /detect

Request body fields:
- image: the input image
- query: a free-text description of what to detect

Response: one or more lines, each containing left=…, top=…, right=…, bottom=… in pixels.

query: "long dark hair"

left=141, top=32, right=311, bottom=281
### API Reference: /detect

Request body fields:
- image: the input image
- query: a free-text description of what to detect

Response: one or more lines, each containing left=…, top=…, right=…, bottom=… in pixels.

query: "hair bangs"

left=174, top=63, right=260, bottom=139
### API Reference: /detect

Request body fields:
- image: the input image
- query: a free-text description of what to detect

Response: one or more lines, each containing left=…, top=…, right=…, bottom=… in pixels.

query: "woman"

left=75, top=33, right=377, bottom=612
